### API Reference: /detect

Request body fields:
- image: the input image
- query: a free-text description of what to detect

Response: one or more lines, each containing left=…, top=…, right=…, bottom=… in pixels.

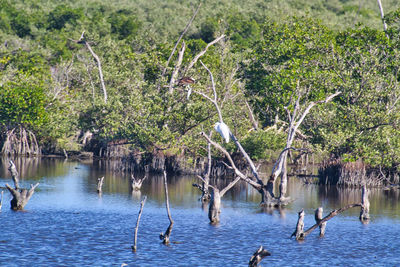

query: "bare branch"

left=74, top=32, right=108, bottom=103
left=220, top=175, right=241, bottom=197
left=169, top=41, right=186, bottom=94
left=132, top=196, right=147, bottom=252
left=249, top=246, right=271, bottom=267
left=200, top=60, right=223, bottom=122
left=201, top=132, right=262, bottom=190
left=185, top=34, right=226, bottom=73
left=377, top=0, right=388, bottom=34
left=160, top=170, right=174, bottom=244
left=161, top=3, right=201, bottom=77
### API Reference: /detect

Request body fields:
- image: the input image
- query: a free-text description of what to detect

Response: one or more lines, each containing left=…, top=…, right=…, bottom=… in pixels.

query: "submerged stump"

left=5, top=160, right=39, bottom=210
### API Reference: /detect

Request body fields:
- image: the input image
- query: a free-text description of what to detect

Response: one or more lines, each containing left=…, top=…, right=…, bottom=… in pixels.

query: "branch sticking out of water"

left=132, top=196, right=147, bottom=252
left=249, top=245, right=271, bottom=267
left=160, top=170, right=174, bottom=244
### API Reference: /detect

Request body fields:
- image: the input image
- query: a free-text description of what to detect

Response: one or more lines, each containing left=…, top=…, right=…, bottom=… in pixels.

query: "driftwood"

left=249, top=246, right=271, bottom=267
left=132, top=196, right=147, bottom=252
left=5, top=160, right=39, bottom=210
left=97, top=176, right=104, bottom=194
left=291, top=204, right=362, bottom=241
left=159, top=170, right=174, bottom=244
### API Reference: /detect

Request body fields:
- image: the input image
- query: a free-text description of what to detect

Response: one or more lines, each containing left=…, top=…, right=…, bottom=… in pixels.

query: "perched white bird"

left=187, top=85, right=192, bottom=100
left=214, top=121, right=231, bottom=143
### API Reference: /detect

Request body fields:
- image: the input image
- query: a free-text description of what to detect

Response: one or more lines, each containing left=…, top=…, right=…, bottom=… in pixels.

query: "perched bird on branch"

left=214, top=122, right=231, bottom=143
left=178, top=76, right=196, bottom=86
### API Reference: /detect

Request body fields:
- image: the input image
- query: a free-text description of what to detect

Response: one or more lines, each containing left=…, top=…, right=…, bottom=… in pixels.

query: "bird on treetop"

left=214, top=121, right=231, bottom=143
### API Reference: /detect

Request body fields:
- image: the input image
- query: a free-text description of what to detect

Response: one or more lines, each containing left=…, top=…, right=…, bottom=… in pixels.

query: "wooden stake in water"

left=132, top=196, right=147, bottom=252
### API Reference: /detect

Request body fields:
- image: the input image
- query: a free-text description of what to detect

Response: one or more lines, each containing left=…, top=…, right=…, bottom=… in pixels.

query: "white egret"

left=187, top=85, right=192, bottom=100
left=214, top=122, right=231, bottom=143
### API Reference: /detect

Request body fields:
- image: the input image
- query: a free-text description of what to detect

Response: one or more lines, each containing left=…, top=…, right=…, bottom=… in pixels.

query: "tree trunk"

left=97, top=176, right=104, bottom=194
left=360, top=185, right=370, bottom=222
left=315, top=207, right=326, bottom=237
left=159, top=170, right=174, bottom=244
left=291, top=209, right=305, bottom=240
left=208, top=187, right=221, bottom=224
left=5, top=160, right=39, bottom=210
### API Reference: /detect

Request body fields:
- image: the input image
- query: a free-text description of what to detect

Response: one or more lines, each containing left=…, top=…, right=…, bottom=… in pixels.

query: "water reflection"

left=0, top=158, right=399, bottom=266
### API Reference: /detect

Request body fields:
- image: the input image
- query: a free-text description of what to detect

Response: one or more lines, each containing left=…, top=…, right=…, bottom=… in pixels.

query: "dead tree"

left=70, top=32, right=107, bottom=103
left=159, top=170, right=174, bottom=244
left=192, top=131, right=213, bottom=202
left=159, top=2, right=202, bottom=92
left=194, top=61, right=287, bottom=207
left=132, top=196, right=147, bottom=252
left=5, top=160, right=39, bottom=210
left=360, top=184, right=370, bottom=222
left=291, top=204, right=363, bottom=241
left=97, top=176, right=104, bottom=194
left=315, top=207, right=327, bottom=237
left=267, top=84, right=341, bottom=205
left=203, top=174, right=241, bottom=223
left=131, top=173, right=148, bottom=191
left=249, top=246, right=271, bottom=267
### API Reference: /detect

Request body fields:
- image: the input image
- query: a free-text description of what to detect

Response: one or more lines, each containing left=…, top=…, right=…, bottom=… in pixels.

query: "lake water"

left=0, top=157, right=399, bottom=266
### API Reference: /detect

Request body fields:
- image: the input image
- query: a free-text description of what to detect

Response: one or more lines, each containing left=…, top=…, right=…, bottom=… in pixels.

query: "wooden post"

left=360, top=185, right=370, bottom=222
left=315, top=207, right=326, bottom=237
left=159, top=170, right=174, bottom=244
left=5, top=160, right=39, bottom=210
left=249, top=246, right=271, bottom=267
left=97, top=176, right=104, bottom=194
left=132, top=196, right=147, bottom=252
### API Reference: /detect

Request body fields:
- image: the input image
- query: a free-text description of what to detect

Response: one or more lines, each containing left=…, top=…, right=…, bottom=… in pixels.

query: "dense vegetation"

left=1, top=0, right=400, bottom=172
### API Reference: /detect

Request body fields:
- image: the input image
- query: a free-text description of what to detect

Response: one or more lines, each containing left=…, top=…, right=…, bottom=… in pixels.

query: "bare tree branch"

left=161, top=3, right=201, bottom=78
left=185, top=34, right=226, bottom=73
left=132, top=196, right=147, bottom=252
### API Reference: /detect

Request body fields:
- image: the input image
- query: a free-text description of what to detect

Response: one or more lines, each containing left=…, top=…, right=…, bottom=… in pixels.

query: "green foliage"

left=241, top=130, right=286, bottom=160
left=245, top=17, right=336, bottom=126
left=108, top=9, right=141, bottom=40
left=47, top=5, right=83, bottom=30
left=2, top=0, right=400, bottom=171
left=0, top=72, right=48, bottom=128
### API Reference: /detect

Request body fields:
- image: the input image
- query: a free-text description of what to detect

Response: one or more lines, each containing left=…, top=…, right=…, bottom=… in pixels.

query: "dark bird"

left=178, top=76, right=196, bottom=86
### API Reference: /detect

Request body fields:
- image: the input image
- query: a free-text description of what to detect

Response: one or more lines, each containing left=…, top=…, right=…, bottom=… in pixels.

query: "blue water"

left=0, top=159, right=399, bottom=266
